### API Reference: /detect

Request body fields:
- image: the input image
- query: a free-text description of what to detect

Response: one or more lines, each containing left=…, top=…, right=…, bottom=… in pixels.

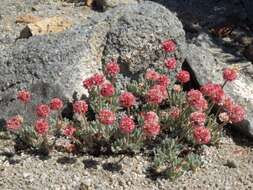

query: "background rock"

left=103, top=1, right=186, bottom=77
left=186, top=43, right=253, bottom=138
left=96, top=0, right=138, bottom=10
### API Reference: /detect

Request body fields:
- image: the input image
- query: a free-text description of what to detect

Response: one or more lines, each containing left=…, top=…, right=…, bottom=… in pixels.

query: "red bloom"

left=162, top=40, right=176, bottom=52
left=83, top=78, right=94, bottom=90
left=201, top=83, right=224, bottom=104
left=190, top=112, right=206, bottom=128
left=222, top=95, right=234, bottom=112
left=35, top=119, right=49, bottom=135
left=164, top=57, right=177, bottom=70
left=157, top=74, right=170, bottom=87
left=63, top=125, right=76, bottom=137
left=73, top=100, right=88, bottom=115
left=145, top=69, right=160, bottom=81
left=105, top=59, right=120, bottom=77
left=218, top=112, right=230, bottom=123
left=193, top=126, right=211, bottom=144
left=176, top=70, right=190, bottom=84
left=147, top=85, right=168, bottom=105
left=223, top=68, right=238, bottom=81
left=6, top=115, right=23, bottom=131
left=100, top=83, right=115, bottom=97
left=91, top=73, right=105, bottom=86
left=187, top=90, right=208, bottom=111
left=143, top=111, right=159, bottom=124
left=119, top=116, right=135, bottom=134
left=228, top=104, right=245, bottom=123
left=17, top=90, right=31, bottom=103
left=36, top=104, right=50, bottom=118
left=143, top=122, right=160, bottom=137
left=98, top=109, right=116, bottom=125
left=119, top=92, right=136, bottom=108
left=50, top=98, right=63, bottom=110
left=169, top=107, right=181, bottom=119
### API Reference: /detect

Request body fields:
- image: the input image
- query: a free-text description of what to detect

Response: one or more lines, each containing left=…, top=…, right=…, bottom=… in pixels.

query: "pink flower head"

left=218, top=112, right=230, bottom=123
left=63, top=125, right=76, bottom=137
left=169, top=106, right=181, bottom=119
left=50, top=98, right=63, bottom=110
left=193, top=126, right=211, bottom=144
left=6, top=115, right=23, bottom=131
left=157, top=74, right=170, bottom=87
left=201, top=83, right=224, bottom=104
left=98, top=109, right=116, bottom=125
left=190, top=112, right=206, bottom=128
left=222, top=95, right=234, bottom=111
left=228, top=104, right=246, bottom=123
left=143, top=111, right=159, bottom=124
left=187, top=89, right=208, bottom=111
left=147, top=85, right=168, bottom=105
left=17, top=90, right=31, bottom=103
left=145, top=69, right=160, bottom=81
left=91, top=73, right=105, bottom=86
left=35, top=119, right=49, bottom=135
left=119, top=92, right=136, bottom=108
left=73, top=100, right=88, bottom=115
left=223, top=68, right=238, bottom=81
left=173, top=84, right=181, bottom=93
left=176, top=70, right=190, bottom=84
left=162, top=40, right=176, bottom=52
left=100, top=83, right=115, bottom=97
left=36, top=104, right=50, bottom=118
left=105, top=59, right=120, bottom=77
left=143, top=122, right=160, bottom=137
left=119, top=116, right=135, bottom=134
left=164, top=57, right=177, bottom=70
left=83, top=78, right=94, bottom=90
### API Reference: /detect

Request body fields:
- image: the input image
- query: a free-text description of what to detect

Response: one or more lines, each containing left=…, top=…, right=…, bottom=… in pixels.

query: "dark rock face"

left=103, top=1, right=186, bottom=77
left=186, top=44, right=253, bottom=138
left=0, top=1, right=186, bottom=124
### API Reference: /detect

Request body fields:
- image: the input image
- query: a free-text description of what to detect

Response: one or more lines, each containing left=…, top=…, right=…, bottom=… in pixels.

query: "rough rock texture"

left=0, top=1, right=186, bottom=123
left=103, top=1, right=186, bottom=77
left=187, top=43, right=253, bottom=138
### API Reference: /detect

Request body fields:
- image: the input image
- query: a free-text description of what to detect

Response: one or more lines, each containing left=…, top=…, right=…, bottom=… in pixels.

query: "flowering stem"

left=222, top=80, right=228, bottom=88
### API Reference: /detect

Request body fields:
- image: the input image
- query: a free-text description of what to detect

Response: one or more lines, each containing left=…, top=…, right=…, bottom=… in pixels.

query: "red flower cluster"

left=228, top=104, right=245, bottom=123
left=157, top=74, right=170, bottom=87
left=222, top=95, right=234, bottom=111
left=119, top=92, right=136, bottom=108
left=187, top=90, right=208, bottom=111
left=100, top=83, right=115, bottom=97
left=83, top=73, right=105, bottom=90
left=164, top=58, right=177, bottom=70
left=63, top=125, right=77, bottom=137
left=36, top=104, right=50, bottom=118
left=98, top=109, right=116, bottom=125
left=6, top=115, right=23, bottom=131
left=169, top=106, right=181, bottom=119
left=201, top=83, right=224, bottom=104
left=50, top=98, right=63, bottom=110
left=193, top=126, right=211, bottom=144
left=176, top=70, right=190, bottom=84
left=223, top=68, right=238, bottom=81
left=145, top=69, right=160, bottom=81
left=35, top=119, right=49, bottom=135
left=162, top=40, right=176, bottom=53
left=143, top=111, right=159, bottom=124
left=119, top=116, right=135, bottom=134
left=147, top=85, right=168, bottom=105
left=190, top=112, right=206, bottom=128
left=105, top=59, right=120, bottom=77
left=17, top=90, right=31, bottom=103
left=73, top=100, right=88, bottom=115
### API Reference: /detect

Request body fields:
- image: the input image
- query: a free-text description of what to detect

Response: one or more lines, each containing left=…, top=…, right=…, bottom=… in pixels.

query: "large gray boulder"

left=186, top=43, right=253, bottom=138
left=103, top=1, right=187, bottom=77
left=0, top=1, right=186, bottom=124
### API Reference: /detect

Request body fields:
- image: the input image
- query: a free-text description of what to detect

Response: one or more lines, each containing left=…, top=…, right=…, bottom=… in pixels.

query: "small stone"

left=225, top=159, right=238, bottom=168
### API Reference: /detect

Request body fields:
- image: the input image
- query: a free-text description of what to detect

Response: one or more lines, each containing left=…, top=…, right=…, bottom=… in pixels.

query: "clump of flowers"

left=3, top=39, right=246, bottom=180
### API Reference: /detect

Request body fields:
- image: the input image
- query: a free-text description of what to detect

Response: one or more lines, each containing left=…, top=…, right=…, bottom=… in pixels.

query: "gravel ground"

left=0, top=0, right=253, bottom=189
